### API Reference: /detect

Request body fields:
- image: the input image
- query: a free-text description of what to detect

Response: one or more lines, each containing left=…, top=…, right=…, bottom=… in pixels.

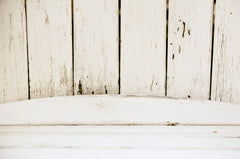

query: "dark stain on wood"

left=166, top=122, right=178, bottom=126
left=150, top=76, right=155, bottom=91
left=45, top=15, right=49, bottom=24
left=9, top=36, right=13, bottom=52
left=182, top=21, right=185, bottom=38
left=9, top=13, right=12, bottom=27
left=172, top=54, right=175, bottom=60
left=92, top=91, right=94, bottom=94
left=105, top=85, right=108, bottom=94
left=78, top=80, right=82, bottom=95
left=188, top=29, right=191, bottom=35
left=3, top=88, right=6, bottom=98
left=188, top=95, right=191, bottom=98
left=178, top=45, right=181, bottom=53
left=60, top=65, right=69, bottom=86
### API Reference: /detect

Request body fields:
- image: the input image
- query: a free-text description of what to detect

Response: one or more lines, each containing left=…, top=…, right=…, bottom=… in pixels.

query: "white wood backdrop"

left=27, top=0, right=73, bottom=98
left=211, top=0, right=240, bottom=104
left=1, top=0, right=240, bottom=104
left=0, top=0, right=28, bottom=103
left=74, top=0, right=119, bottom=95
left=121, top=0, right=166, bottom=95
left=167, top=0, right=213, bottom=99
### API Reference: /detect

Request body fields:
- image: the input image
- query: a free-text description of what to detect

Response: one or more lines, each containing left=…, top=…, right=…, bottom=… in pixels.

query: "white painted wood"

left=0, top=126, right=240, bottom=158
left=0, top=96, right=239, bottom=125
left=121, top=0, right=166, bottom=95
left=0, top=149, right=239, bottom=159
left=0, top=126, right=240, bottom=150
left=27, top=0, right=73, bottom=98
left=211, top=0, right=240, bottom=104
left=74, top=0, right=119, bottom=95
left=167, top=0, right=213, bottom=99
left=0, top=0, right=28, bottom=103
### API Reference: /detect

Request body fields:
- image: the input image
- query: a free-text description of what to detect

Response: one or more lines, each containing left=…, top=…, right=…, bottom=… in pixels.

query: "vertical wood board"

left=27, top=0, right=73, bottom=98
left=121, top=0, right=166, bottom=95
left=167, top=0, right=213, bottom=99
left=0, top=0, right=28, bottom=103
left=74, top=0, right=119, bottom=95
left=211, top=0, right=240, bottom=104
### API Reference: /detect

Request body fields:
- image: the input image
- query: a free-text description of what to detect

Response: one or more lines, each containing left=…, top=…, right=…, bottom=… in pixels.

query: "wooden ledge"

left=0, top=95, right=240, bottom=126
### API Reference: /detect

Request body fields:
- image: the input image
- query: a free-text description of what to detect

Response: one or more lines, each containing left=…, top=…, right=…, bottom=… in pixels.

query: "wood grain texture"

left=0, top=0, right=28, bottom=103
left=0, top=149, right=240, bottom=159
left=0, top=126, right=240, bottom=150
left=121, top=0, right=166, bottom=95
left=167, top=0, right=213, bottom=99
left=0, top=95, right=240, bottom=125
left=27, top=0, right=73, bottom=98
left=74, top=0, right=119, bottom=95
left=211, top=0, right=240, bottom=104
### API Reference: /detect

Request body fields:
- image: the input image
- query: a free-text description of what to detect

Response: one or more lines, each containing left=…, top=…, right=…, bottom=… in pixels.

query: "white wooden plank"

left=167, top=0, right=213, bottom=99
left=0, top=0, right=28, bottom=103
left=121, top=0, right=166, bottom=95
left=74, top=0, right=119, bottom=95
left=0, top=149, right=239, bottom=159
left=0, top=96, right=240, bottom=125
left=0, top=126, right=240, bottom=150
left=27, top=0, right=73, bottom=98
left=211, top=0, right=240, bottom=104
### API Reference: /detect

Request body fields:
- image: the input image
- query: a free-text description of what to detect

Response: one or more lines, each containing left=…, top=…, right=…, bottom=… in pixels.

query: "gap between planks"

left=118, top=0, right=121, bottom=94
left=209, top=0, right=216, bottom=100
left=24, top=0, right=30, bottom=100
left=71, top=0, right=75, bottom=95
left=1, top=124, right=240, bottom=127
left=165, top=0, right=169, bottom=96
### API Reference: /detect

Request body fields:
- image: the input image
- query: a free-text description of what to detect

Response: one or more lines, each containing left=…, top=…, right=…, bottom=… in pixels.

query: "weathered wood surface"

left=0, top=148, right=239, bottom=159
left=0, top=0, right=28, bottom=103
left=1, top=0, right=240, bottom=106
left=0, top=126, right=240, bottom=150
left=121, top=0, right=166, bottom=95
left=74, top=0, right=119, bottom=95
left=27, top=0, right=73, bottom=98
left=167, top=0, right=213, bottom=99
left=0, top=126, right=240, bottom=159
left=211, top=0, right=240, bottom=104
left=0, top=96, right=240, bottom=125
